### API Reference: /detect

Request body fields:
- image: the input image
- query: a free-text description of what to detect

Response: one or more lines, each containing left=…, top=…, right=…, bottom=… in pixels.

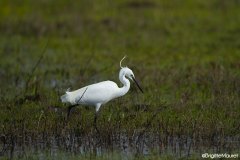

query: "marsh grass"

left=0, top=0, right=240, bottom=159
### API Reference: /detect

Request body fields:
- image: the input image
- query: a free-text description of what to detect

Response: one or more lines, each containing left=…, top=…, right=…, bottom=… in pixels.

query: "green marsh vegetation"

left=0, top=0, right=240, bottom=159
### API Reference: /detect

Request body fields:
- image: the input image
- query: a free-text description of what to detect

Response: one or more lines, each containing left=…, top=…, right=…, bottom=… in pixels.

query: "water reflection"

left=1, top=132, right=239, bottom=159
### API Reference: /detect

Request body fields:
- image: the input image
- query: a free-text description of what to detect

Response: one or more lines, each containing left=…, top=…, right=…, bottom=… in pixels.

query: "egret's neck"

left=118, top=74, right=130, bottom=97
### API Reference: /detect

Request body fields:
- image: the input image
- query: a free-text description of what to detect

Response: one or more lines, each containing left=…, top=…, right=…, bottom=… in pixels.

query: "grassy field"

left=0, top=0, right=240, bottom=159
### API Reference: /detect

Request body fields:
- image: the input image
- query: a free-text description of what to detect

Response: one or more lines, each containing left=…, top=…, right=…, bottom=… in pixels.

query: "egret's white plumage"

left=61, top=56, right=143, bottom=119
left=61, top=80, right=127, bottom=112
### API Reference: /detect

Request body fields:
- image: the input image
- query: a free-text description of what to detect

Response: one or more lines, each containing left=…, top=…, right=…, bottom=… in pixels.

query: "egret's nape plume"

left=120, top=56, right=127, bottom=68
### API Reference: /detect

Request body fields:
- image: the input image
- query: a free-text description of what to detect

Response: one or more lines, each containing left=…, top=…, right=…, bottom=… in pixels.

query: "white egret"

left=61, top=56, right=143, bottom=126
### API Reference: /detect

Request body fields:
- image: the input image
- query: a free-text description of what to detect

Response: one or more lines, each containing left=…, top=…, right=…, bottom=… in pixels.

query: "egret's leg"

left=94, top=112, right=100, bottom=134
left=94, top=104, right=101, bottom=134
left=67, top=87, right=87, bottom=121
left=67, top=104, right=77, bottom=120
left=94, top=112, right=98, bottom=127
left=94, top=103, right=101, bottom=124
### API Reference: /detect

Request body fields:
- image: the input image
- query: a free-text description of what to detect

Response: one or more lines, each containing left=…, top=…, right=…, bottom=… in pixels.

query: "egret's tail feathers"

left=61, top=93, right=70, bottom=103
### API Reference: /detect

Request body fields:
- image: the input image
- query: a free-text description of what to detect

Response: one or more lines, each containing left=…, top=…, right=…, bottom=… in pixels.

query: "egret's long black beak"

left=132, top=76, right=144, bottom=93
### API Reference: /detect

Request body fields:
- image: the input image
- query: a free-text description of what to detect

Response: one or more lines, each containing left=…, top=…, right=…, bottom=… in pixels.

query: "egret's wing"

left=77, top=81, right=118, bottom=104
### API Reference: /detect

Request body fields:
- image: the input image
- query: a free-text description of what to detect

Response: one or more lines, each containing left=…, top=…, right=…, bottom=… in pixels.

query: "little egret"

left=61, top=56, right=143, bottom=126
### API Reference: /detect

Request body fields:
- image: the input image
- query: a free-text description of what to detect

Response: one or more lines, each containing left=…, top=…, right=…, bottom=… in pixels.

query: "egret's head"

left=119, top=67, right=135, bottom=80
left=119, top=56, right=143, bottom=93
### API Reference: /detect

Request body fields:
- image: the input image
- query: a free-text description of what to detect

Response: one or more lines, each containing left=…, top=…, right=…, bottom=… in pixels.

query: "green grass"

left=0, top=0, right=240, bottom=159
